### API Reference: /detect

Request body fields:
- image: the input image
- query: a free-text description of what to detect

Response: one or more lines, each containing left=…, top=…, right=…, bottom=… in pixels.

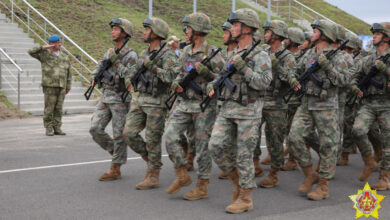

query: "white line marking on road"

left=0, top=145, right=267, bottom=174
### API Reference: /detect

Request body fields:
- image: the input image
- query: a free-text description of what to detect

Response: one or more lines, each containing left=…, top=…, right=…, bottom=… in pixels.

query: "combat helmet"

left=109, top=18, right=134, bottom=37
left=143, top=17, right=169, bottom=40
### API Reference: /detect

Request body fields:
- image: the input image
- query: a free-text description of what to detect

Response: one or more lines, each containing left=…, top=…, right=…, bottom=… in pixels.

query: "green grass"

left=0, top=91, right=15, bottom=108
left=298, top=0, right=371, bottom=35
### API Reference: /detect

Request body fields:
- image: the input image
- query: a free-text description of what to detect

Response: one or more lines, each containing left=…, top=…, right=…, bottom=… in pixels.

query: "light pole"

left=149, top=0, right=153, bottom=18
left=193, top=0, right=197, bottom=13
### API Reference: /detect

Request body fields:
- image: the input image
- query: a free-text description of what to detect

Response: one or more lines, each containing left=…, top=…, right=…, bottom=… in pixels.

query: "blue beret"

left=48, top=34, right=61, bottom=43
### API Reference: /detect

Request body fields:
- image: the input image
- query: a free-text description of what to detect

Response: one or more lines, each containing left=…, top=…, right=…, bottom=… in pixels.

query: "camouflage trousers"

left=178, top=124, right=196, bottom=155
left=253, top=118, right=264, bottom=158
left=42, top=87, right=65, bottom=129
left=342, top=105, right=381, bottom=155
left=165, top=108, right=215, bottom=179
left=352, top=105, right=390, bottom=171
left=209, top=116, right=260, bottom=188
left=123, top=106, right=166, bottom=169
left=90, top=100, right=129, bottom=164
left=289, top=105, right=339, bottom=179
left=261, top=108, right=288, bottom=169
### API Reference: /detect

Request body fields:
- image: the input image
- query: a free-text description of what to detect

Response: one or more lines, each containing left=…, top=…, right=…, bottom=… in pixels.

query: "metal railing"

left=250, top=0, right=353, bottom=33
left=0, top=48, right=22, bottom=109
left=0, top=0, right=101, bottom=95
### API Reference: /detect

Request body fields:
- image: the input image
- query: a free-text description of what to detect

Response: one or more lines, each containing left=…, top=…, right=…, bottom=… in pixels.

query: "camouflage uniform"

left=165, top=39, right=224, bottom=179
left=28, top=46, right=71, bottom=131
left=352, top=48, right=390, bottom=170
left=289, top=21, right=348, bottom=180
left=89, top=18, right=138, bottom=166
left=123, top=41, right=179, bottom=170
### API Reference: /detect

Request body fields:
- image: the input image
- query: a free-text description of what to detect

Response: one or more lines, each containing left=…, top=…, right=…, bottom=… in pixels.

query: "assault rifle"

left=165, top=48, right=222, bottom=110
left=346, top=53, right=390, bottom=107
left=282, top=40, right=349, bottom=104
left=121, top=42, right=167, bottom=102
left=84, top=37, right=130, bottom=100
left=200, top=40, right=261, bottom=112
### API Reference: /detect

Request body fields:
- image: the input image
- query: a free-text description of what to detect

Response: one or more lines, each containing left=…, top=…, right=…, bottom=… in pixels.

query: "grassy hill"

left=299, top=0, right=371, bottom=35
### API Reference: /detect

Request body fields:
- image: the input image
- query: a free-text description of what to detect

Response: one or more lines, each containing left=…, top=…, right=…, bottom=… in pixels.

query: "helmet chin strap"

left=374, top=34, right=390, bottom=46
left=233, top=23, right=253, bottom=41
left=224, top=32, right=236, bottom=45
left=266, top=33, right=282, bottom=45
left=144, top=30, right=159, bottom=43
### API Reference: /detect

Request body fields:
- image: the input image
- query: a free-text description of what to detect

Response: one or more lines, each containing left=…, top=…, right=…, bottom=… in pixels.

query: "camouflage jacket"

left=175, top=40, right=225, bottom=113
left=337, top=50, right=354, bottom=104
left=288, top=49, right=306, bottom=105
left=218, top=43, right=272, bottom=119
left=28, top=46, right=71, bottom=90
left=264, top=45, right=296, bottom=110
left=352, top=48, right=390, bottom=110
left=92, top=47, right=138, bottom=103
left=124, top=44, right=179, bottom=108
left=297, top=45, right=348, bottom=110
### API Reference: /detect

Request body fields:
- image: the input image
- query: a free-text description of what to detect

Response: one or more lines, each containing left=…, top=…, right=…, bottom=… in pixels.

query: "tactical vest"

left=219, top=48, right=262, bottom=106
left=362, top=52, right=390, bottom=97
left=136, top=47, right=169, bottom=97
left=182, top=44, right=214, bottom=101
left=103, top=48, right=134, bottom=93
left=266, top=49, right=292, bottom=97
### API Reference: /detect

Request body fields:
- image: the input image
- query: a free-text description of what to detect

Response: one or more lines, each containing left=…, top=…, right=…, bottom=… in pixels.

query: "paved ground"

left=0, top=114, right=389, bottom=220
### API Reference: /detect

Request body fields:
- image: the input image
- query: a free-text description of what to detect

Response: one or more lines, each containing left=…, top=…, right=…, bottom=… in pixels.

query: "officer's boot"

left=253, top=158, right=265, bottom=177
left=307, top=178, right=329, bottom=200
left=54, top=127, right=66, bottom=135
left=298, top=165, right=319, bottom=194
left=136, top=167, right=160, bottom=190
left=166, top=166, right=192, bottom=194
left=227, top=169, right=240, bottom=202
left=359, top=155, right=378, bottom=181
left=261, top=148, right=271, bottom=165
left=281, top=154, right=298, bottom=171
left=372, top=170, right=390, bottom=191
left=259, top=167, right=279, bottom=188
left=185, top=153, right=195, bottom=171
left=337, top=152, right=349, bottom=166
left=183, top=178, right=209, bottom=200
left=46, top=127, right=54, bottom=136
left=225, top=188, right=253, bottom=214
left=99, top=163, right=121, bottom=181
left=218, top=172, right=229, bottom=179
left=373, top=145, right=382, bottom=163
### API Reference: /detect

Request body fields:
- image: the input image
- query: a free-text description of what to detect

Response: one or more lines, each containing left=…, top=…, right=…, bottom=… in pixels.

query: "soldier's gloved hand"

left=196, top=63, right=210, bottom=77
left=144, top=56, right=154, bottom=70
left=206, top=83, right=214, bottom=96
left=171, top=81, right=181, bottom=93
left=109, top=52, right=120, bottom=64
left=318, top=54, right=332, bottom=70
left=350, top=85, right=361, bottom=95
left=289, top=77, right=299, bottom=89
left=270, top=53, right=280, bottom=68
left=375, top=60, right=387, bottom=72
left=233, top=55, right=246, bottom=71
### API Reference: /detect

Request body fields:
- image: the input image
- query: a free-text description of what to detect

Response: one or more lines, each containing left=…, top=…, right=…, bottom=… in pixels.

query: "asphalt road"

left=0, top=114, right=389, bottom=220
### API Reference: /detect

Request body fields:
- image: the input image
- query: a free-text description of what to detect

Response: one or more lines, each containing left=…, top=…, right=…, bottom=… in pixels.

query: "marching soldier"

left=164, top=12, right=225, bottom=200
left=351, top=22, right=390, bottom=190
left=122, top=17, right=179, bottom=190
left=28, top=34, right=71, bottom=136
left=258, top=20, right=297, bottom=188
left=288, top=19, right=348, bottom=200
left=281, top=27, right=305, bottom=171
left=89, top=18, right=138, bottom=181
left=208, top=8, right=272, bottom=213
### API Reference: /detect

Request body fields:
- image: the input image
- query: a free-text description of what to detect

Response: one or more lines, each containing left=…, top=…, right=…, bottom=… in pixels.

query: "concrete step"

left=1, top=86, right=87, bottom=95
left=0, top=37, right=34, bottom=43
left=0, top=22, right=18, bottom=28
left=7, top=52, right=35, bottom=60
left=15, top=63, right=42, bottom=69
left=0, top=41, right=37, bottom=48
left=25, top=105, right=97, bottom=116
left=7, top=93, right=90, bottom=102
left=2, top=47, right=34, bottom=53
left=0, top=26, right=25, bottom=33
left=1, top=57, right=40, bottom=65
left=2, top=81, right=83, bottom=89
left=1, top=75, right=42, bottom=83
left=1, top=68, right=42, bottom=75
left=0, top=32, right=29, bottom=38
